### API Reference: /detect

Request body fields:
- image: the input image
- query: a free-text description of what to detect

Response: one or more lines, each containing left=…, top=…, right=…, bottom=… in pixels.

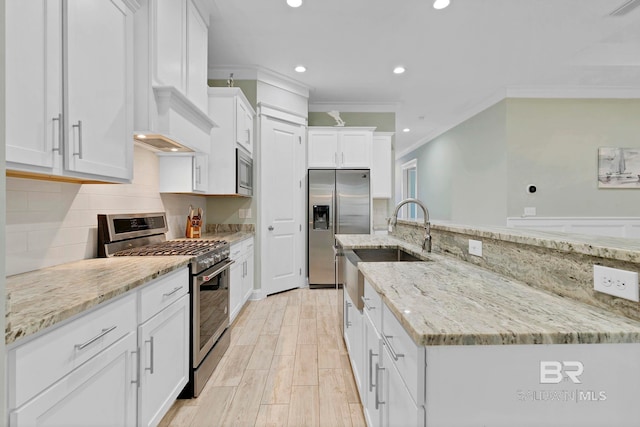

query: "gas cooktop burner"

left=113, top=239, right=227, bottom=257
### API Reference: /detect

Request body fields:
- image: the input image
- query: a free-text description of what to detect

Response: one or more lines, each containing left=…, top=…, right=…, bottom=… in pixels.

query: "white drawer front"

left=9, top=293, right=137, bottom=409
left=363, top=279, right=382, bottom=332
left=382, top=302, right=425, bottom=405
left=139, top=268, right=189, bottom=322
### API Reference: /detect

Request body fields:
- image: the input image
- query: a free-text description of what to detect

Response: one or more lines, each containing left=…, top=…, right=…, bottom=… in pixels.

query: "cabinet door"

left=308, top=130, right=339, bottom=168
left=229, top=248, right=244, bottom=323
left=138, top=295, right=190, bottom=427
left=242, top=242, right=255, bottom=303
left=344, top=292, right=364, bottom=396
left=364, top=313, right=382, bottom=427
left=371, top=135, right=392, bottom=198
left=65, top=0, right=132, bottom=181
left=186, top=0, right=208, bottom=112
left=381, top=347, right=424, bottom=427
left=340, top=130, right=372, bottom=168
left=236, top=100, right=254, bottom=154
left=153, top=0, right=185, bottom=90
left=10, top=332, right=137, bottom=427
left=6, top=0, right=62, bottom=171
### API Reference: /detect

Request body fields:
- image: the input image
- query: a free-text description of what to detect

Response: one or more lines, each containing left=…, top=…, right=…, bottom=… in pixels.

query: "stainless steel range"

left=97, top=212, right=232, bottom=398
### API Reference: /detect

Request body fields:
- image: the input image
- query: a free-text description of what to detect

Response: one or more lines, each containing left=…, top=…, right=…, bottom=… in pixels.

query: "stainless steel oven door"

left=192, top=259, right=233, bottom=367
left=236, top=148, right=253, bottom=196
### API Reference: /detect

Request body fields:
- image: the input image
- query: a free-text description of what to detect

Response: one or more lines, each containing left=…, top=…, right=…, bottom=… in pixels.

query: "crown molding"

left=505, top=85, right=640, bottom=98
left=208, top=65, right=311, bottom=98
left=309, top=102, right=400, bottom=113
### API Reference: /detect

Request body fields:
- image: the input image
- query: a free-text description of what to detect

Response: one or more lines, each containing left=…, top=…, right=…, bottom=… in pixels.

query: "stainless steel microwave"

left=236, top=148, right=253, bottom=196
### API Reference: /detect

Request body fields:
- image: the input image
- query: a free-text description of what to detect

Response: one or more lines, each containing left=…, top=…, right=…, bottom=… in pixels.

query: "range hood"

left=134, top=133, right=194, bottom=153
left=134, top=86, right=217, bottom=154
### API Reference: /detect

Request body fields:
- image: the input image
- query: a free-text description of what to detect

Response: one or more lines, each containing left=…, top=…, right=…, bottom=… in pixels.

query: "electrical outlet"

left=468, top=239, right=483, bottom=257
left=238, top=209, right=245, bottom=219
left=245, top=208, right=252, bottom=219
left=593, top=265, right=639, bottom=302
left=524, top=207, right=536, bottom=216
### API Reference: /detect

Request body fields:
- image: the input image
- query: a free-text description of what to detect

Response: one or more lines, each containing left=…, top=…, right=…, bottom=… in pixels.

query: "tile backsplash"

left=6, top=146, right=206, bottom=276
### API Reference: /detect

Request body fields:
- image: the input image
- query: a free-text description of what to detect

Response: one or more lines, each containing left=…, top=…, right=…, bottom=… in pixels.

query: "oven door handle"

left=198, top=260, right=235, bottom=284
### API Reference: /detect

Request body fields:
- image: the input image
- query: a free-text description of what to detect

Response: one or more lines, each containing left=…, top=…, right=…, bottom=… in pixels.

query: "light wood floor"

left=159, top=287, right=365, bottom=427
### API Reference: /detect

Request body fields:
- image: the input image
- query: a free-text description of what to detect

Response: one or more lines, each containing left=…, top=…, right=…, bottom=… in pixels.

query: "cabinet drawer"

left=363, top=279, right=382, bottom=332
left=139, top=268, right=189, bottom=322
left=8, top=293, right=137, bottom=409
left=382, top=302, right=425, bottom=405
left=230, top=242, right=243, bottom=261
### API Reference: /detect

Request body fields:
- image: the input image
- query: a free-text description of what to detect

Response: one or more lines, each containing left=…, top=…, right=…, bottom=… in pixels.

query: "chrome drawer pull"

left=369, top=349, right=378, bottom=392
left=145, top=337, right=155, bottom=374
left=361, top=296, right=375, bottom=311
left=163, top=286, right=182, bottom=297
left=383, top=334, right=405, bottom=361
left=75, top=325, right=117, bottom=350
left=375, top=362, right=385, bottom=409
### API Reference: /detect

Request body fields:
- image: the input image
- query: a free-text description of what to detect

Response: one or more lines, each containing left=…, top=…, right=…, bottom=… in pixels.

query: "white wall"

left=6, top=146, right=207, bottom=276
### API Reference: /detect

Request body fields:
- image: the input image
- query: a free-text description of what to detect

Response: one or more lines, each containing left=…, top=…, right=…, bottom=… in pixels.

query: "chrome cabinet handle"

left=75, top=325, right=117, bottom=350
left=163, top=286, right=182, bottom=297
left=145, top=336, right=155, bottom=374
left=342, top=152, right=344, bottom=165
left=334, top=152, right=337, bottom=166
left=383, top=335, right=405, bottom=361
left=52, top=114, right=63, bottom=155
left=369, top=349, right=378, bottom=392
left=361, top=296, right=375, bottom=311
left=268, top=226, right=274, bottom=231
left=72, top=120, right=83, bottom=159
left=131, top=349, right=139, bottom=386
left=195, top=165, right=201, bottom=184
left=375, top=363, right=385, bottom=409
left=345, top=301, right=352, bottom=327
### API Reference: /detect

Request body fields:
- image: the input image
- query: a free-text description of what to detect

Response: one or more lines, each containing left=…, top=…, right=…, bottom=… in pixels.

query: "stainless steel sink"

left=352, top=248, right=423, bottom=262
left=342, top=247, right=429, bottom=311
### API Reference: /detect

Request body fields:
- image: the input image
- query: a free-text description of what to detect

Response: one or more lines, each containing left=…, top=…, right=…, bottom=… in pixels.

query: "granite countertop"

left=199, top=230, right=254, bottom=245
left=336, top=234, right=640, bottom=346
left=407, top=220, right=640, bottom=264
left=6, top=256, right=191, bottom=346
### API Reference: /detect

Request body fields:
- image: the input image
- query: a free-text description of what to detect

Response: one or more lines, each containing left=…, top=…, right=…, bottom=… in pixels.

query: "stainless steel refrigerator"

left=308, top=169, right=370, bottom=287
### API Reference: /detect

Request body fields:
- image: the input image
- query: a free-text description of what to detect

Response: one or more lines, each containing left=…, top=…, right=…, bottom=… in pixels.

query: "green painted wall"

left=208, top=79, right=258, bottom=109
left=206, top=196, right=256, bottom=225
left=398, top=98, right=640, bottom=227
left=308, top=112, right=395, bottom=132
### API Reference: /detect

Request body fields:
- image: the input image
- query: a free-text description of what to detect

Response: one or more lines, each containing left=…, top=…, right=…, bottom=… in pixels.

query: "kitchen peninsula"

left=336, top=222, right=640, bottom=427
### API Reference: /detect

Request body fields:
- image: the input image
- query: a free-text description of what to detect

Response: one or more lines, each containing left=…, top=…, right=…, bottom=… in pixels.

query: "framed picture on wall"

left=598, top=147, right=640, bottom=188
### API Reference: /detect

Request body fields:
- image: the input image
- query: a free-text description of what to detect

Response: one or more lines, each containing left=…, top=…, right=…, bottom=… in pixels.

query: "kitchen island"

left=336, top=233, right=640, bottom=427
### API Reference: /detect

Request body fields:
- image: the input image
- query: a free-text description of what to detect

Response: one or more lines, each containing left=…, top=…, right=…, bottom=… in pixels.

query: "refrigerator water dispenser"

left=313, top=205, right=330, bottom=230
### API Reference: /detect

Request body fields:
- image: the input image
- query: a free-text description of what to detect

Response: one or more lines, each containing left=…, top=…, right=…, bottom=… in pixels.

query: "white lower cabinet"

left=356, top=280, right=425, bottom=427
left=10, top=332, right=138, bottom=427
left=7, top=267, right=190, bottom=427
left=138, top=294, right=189, bottom=427
left=229, top=237, right=255, bottom=322
left=343, top=290, right=364, bottom=396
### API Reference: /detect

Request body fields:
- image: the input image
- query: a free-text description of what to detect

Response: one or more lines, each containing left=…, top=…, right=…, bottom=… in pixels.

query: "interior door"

left=261, top=115, right=305, bottom=295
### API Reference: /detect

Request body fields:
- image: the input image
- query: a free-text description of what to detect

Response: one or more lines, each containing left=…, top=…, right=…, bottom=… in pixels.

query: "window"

left=400, top=159, right=418, bottom=220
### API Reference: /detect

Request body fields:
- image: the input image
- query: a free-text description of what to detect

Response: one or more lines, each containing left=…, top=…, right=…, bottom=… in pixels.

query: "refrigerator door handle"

left=333, top=188, right=338, bottom=235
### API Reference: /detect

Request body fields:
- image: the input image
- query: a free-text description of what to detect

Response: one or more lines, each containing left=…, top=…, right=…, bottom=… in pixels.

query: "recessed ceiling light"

left=287, top=0, right=302, bottom=7
left=393, top=66, right=405, bottom=74
left=170, top=148, right=179, bottom=152
left=403, top=128, right=411, bottom=133
left=295, top=65, right=306, bottom=73
left=433, top=0, right=450, bottom=10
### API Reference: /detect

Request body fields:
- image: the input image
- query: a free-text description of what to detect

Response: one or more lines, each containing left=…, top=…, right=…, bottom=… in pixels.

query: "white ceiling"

left=207, top=0, right=640, bottom=156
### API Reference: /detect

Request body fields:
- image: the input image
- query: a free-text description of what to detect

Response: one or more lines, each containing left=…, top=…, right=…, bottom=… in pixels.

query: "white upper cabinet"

left=134, top=0, right=215, bottom=153
left=157, top=153, right=208, bottom=193
left=6, top=0, right=135, bottom=183
left=371, top=133, right=393, bottom=198
left=307, top=127, right=374, bottom=169
left=207, top=87, right=256, bottom=195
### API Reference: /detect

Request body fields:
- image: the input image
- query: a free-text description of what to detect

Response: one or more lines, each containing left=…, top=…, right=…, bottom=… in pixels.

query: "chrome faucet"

left=389, top=198, right=431, bottom=252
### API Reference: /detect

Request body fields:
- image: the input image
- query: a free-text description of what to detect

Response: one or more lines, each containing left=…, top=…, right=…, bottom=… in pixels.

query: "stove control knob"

left=214, top=253, right=222, bottom=262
